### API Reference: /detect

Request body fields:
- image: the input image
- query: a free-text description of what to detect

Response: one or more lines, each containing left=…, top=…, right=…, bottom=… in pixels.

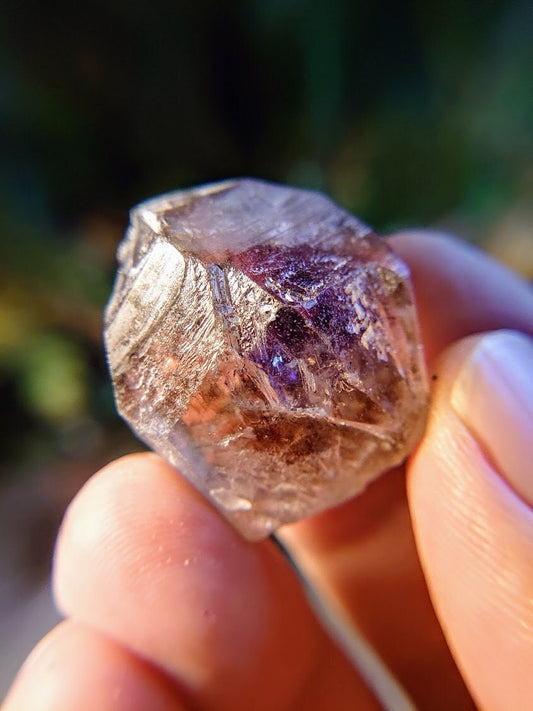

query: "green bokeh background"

left=0, top=0, right=531, bottom=482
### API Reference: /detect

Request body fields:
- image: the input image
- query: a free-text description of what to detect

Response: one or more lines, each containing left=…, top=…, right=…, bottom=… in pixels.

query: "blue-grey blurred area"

left=0, top=0, right=531, bottom=696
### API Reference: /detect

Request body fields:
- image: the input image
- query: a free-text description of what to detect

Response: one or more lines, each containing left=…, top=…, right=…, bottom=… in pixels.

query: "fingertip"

left=53, top=452, right=207, bottom=615
left=408, top=331, right=533, bottom=711
left=450, top=330, right=533, bottom=506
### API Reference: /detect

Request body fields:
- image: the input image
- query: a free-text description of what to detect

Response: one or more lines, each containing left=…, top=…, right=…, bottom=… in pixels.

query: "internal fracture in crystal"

left=105, top=179, right=429, bottom=539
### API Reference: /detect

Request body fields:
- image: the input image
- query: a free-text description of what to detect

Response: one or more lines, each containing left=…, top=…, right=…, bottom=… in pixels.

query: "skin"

left=3, top=231, right=533, bottom=711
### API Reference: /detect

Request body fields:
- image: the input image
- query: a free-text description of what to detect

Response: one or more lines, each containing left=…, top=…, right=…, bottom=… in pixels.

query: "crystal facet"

left=105, top=179, right=429, bottom=539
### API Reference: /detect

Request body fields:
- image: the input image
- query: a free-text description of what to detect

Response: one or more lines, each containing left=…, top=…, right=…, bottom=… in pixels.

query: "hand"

left=4, top=232, right=532, bottom=711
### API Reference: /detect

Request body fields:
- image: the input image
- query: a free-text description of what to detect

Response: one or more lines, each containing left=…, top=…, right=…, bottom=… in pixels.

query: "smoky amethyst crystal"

left=105, top=179, right=429, bottom=539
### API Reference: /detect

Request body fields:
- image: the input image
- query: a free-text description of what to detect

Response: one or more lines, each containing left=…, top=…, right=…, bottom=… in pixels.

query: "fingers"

left=408, top=331, right=533, bottom=711
left=50, top=453, right=379, bottom=711
left=3, top=619, right=187, bottom=711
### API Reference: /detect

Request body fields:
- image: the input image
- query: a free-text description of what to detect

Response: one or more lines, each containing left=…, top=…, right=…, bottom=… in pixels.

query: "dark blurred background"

left=0, top=0, right=531, bottom=694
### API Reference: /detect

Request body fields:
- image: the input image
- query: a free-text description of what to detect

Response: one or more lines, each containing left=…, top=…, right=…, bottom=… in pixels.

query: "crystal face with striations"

left=105, top=179, right=429, bottom=540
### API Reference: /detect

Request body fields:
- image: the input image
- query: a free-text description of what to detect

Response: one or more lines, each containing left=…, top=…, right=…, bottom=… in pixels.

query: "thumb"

left=408, top=330, right=533, bottom=711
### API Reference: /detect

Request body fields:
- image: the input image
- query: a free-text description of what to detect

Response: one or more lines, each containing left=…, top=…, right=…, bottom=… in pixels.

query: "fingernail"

left=451, top=330, right=533, bottom=506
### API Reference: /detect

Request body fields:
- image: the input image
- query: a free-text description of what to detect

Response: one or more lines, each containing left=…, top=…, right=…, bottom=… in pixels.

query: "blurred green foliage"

left=0, top=0, right=531, bottom=476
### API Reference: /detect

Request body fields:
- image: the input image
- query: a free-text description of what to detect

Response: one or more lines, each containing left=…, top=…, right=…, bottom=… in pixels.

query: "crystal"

left=104, top=179, right=429, bottom=540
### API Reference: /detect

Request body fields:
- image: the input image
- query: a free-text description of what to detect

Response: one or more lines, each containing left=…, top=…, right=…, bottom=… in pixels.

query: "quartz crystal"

left=105, top=179, right=429, bottom=540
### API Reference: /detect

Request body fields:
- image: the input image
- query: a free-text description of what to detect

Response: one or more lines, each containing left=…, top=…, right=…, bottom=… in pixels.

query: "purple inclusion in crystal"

left=105, top=179, right=429, bottom=539
left=230, top=242, right=378, bottom=407
left=232, top=242, right=366, bottom=349
left=255, top=308, right=310, bottom=397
